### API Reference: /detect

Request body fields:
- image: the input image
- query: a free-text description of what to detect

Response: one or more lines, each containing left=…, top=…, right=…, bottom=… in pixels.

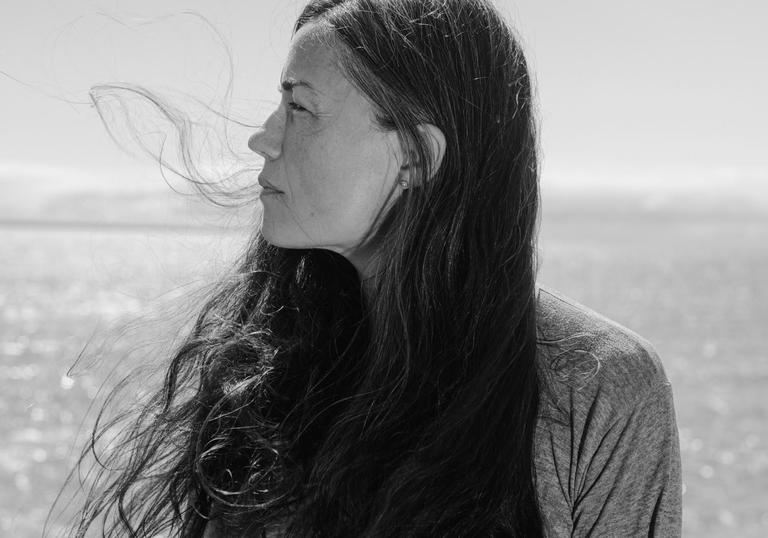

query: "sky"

left=1, top=0, right=766, bottom=198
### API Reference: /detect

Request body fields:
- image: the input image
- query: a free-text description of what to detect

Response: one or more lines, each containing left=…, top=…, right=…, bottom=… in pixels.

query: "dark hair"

left=57, top=0, right=543, bottom=536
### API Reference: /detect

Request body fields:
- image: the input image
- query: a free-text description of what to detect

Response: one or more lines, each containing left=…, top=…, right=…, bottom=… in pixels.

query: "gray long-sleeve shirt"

left=535, top=285, right=682, bottom=537
left=204, top=285, right=683, bottom=537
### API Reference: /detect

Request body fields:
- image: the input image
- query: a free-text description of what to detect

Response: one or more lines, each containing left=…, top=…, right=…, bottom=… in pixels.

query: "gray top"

left=204, top=285, right=683, bottom=537
left=535, top=285, right=682, bottom=537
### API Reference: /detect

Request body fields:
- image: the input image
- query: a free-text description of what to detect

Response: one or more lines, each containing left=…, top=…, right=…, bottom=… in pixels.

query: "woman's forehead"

left=283, top=24, right=349, bottom=101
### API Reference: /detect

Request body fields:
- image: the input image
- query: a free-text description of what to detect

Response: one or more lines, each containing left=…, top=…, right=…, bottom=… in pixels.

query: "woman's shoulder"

left=532, top=284, right=682, bottom=536
left=534, top=283, right=671, bottom=415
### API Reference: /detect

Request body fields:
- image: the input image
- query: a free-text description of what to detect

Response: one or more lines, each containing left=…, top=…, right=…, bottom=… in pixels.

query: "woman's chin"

left=258, top=226, right=309, bottom=250
left=259, top=224, right=284, bottom=247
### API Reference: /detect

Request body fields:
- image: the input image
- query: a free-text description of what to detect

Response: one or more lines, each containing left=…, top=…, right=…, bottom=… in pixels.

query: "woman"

left=65, top=0, right=682, bottom=536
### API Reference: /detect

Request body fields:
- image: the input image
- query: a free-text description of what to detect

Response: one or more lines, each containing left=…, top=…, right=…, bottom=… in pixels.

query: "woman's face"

left=248, top=23, right=405, bottom=276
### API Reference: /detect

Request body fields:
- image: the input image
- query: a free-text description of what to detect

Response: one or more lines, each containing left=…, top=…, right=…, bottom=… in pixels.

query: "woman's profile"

left=60, top=0, right=682, bottom=536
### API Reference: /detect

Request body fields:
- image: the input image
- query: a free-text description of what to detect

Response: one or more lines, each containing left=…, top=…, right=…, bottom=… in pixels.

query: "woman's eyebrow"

left=281, top=77, right=319, bottom=94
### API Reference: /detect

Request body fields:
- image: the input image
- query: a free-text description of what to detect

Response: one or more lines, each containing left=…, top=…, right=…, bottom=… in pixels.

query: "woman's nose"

left=248, top=107, right=284, bottom=160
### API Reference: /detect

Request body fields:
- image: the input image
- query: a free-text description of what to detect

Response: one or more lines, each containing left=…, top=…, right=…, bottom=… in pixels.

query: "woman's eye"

left=287, top=101, right=307, bottom=113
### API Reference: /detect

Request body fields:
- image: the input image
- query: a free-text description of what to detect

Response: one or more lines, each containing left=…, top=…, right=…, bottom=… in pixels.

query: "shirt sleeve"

left=569, top=381, right=683, bottom=537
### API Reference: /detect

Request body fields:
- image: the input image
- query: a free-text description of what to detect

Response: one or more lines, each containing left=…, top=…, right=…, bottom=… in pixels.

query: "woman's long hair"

left=58, top=0, right=543, bottom=536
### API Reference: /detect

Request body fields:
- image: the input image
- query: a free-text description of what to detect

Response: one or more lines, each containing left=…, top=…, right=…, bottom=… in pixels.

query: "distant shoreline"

left=0, top=218, right=247, bottom=234
left=1, top=208, right=766, bottom=237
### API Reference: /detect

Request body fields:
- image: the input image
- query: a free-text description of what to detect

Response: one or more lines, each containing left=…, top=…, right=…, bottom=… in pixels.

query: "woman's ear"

left=399, top=123, right=446, bottom=185
left=419, top=123, right=446, bottom=180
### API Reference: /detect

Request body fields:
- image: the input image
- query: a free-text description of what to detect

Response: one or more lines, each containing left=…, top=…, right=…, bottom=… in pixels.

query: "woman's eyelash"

left=287, top=101, right=307, bottom=112
left=276, top=85, right=308, bottom=113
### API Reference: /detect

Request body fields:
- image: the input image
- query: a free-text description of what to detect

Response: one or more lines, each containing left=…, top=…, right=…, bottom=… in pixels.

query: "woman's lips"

left=258, top=175, right=283, bottom=193
left=259, top=184, right=283, bottom=196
